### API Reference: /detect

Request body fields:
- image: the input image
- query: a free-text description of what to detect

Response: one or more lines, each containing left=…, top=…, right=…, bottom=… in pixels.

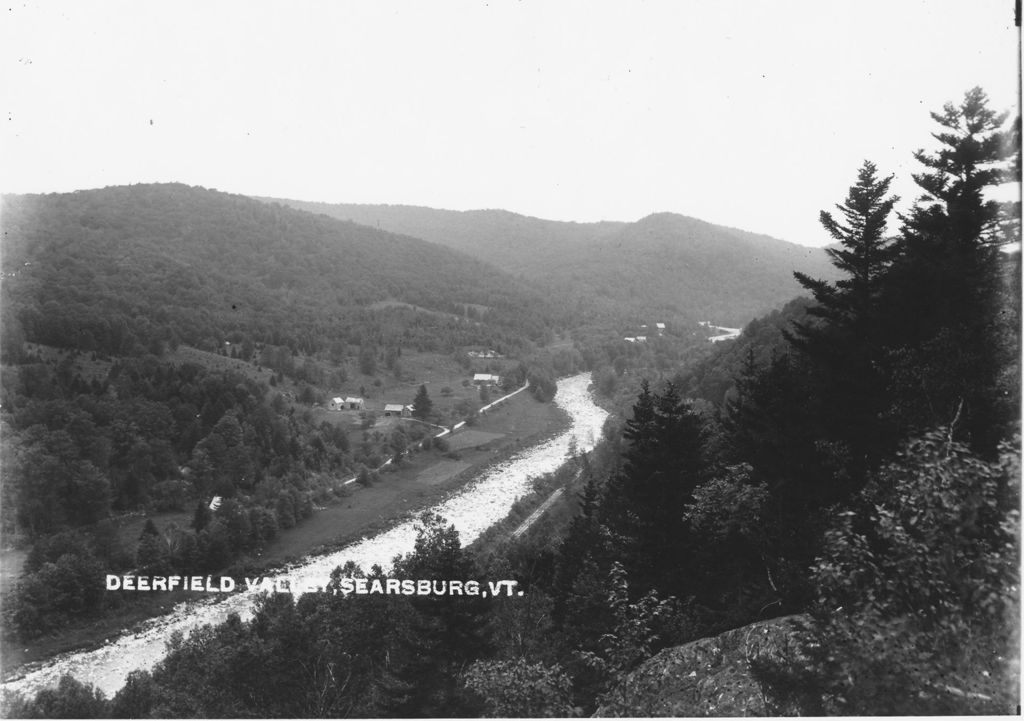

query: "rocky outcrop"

left=595, top=615, right=806, bottom=717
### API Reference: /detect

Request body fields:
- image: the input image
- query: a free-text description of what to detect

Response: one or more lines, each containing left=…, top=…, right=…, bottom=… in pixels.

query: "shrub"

left=463, top=659, right=573, bottom=717
left=357, top=466, right=373, bottom=487
left=4, top=675, right=109, bottom=718
left=754, top=433, right=1020, bottom=715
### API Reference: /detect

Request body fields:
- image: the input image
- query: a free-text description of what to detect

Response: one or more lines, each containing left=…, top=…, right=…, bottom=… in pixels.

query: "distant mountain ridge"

left=258, top=198, right=838, bottom=327
left=0, top=184, right=560, bottom=357
left=250, top=199, right=628, bottom=275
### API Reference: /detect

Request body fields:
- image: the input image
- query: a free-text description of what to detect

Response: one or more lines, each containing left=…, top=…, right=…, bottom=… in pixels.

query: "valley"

left=0, top=184, right=819, bottom=688
left=253, top=385, right=568, bottom=570
left=3, top=100, right=1017, bottom=718
left=0, top=342, right=566, bottom=675
left=3, top=0, right=1019, bottom=712
left=2, top=373, right=606, bottom=698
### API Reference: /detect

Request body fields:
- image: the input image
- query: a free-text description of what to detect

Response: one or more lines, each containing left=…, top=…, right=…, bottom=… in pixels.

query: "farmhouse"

left=473, top=373, right=500, bottom=386
left=328, top=397, right=345, bottom=411
left=383, top=403, right=410, bottom=418
left=344, top=396, right=364, bottom=410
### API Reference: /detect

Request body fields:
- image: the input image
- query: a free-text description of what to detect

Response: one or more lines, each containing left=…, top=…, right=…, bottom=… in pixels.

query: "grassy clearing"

left=464, top=389, right=559, bottom=441
left=365, top=299, right=471, bottom=323
left=337, top=349, right=520, bottom=422
left=445, top=429, right=504, bottom=451
left=254, top=451, right=470, bottom=568
left=255, top=390, right=567, bottom=567
left=169, top=345, right=276, bottom=386
left=417, top=459, right=472, bottom=486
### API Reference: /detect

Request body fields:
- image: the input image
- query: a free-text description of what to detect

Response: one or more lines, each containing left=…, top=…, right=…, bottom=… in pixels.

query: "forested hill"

left=677, top=296, right=818, bottom=406
left=0, top=182, right=566, bottom=644
left=250, top=199, right=629, bottom=274
left=573, top=212, right=835, bottom=325
left=0, top=185, right=560, bottom=357
left=258, top=198, right=838, bottom=326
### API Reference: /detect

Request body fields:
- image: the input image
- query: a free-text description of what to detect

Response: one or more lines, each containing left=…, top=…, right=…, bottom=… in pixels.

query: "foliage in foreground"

left=753, top=433, right=1020, bottom=715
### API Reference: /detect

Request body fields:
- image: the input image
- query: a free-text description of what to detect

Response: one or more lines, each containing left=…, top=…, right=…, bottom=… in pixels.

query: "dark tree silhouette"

left=412, top=384, right=433, bottom=421
left=785, top=160, right=901, bottom=483
left=882, top=87, right=1018, bottom=452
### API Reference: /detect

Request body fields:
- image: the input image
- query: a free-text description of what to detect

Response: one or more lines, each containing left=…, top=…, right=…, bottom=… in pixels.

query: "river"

left=4, top=372, right=608, bottom=698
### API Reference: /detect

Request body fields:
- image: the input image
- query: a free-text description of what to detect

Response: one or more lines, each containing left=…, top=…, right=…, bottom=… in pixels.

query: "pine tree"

left=603, top=381, right=707, bottom=595
left=552, top=470, right=610, bottom=622
left=412, top=384, right=433, bottom=421
left=790, top=160, right=899, bottom=344
left=724, top=351, right=841, bottom=514
left=785, top=161, right=901, bottom=480
left=882, top=87, right=1017, bottom=452
left=613, top=381, right=656, bottom=491
left=391, top=513, right=488, bottom=715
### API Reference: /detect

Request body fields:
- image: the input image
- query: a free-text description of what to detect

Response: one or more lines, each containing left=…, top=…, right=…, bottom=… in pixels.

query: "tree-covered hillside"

left=678, top=296, right=818, bottom=406
left=260, top=198, right=838, bottom=327
left=0, top=183, right=569, bottom=645
left=579, top=212, right=835, bottom=325
left=1, top=184, right=560, bottom=360
left=250, top=200, right=628, bottom=275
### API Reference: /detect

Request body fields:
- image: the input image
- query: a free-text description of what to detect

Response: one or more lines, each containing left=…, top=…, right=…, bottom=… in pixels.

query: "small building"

left=383, top=403, right=409, bottom=418
left=636, top=335, right=648, bottom=342
left=624, top=337, right=637, bottom=343
left=344, top=396, right=364, bottom=410
left=473, top=373, right=500, bottom=386
left=329, top=396, right=346, bottom=411
left=655, top=322, right=666, bottom=332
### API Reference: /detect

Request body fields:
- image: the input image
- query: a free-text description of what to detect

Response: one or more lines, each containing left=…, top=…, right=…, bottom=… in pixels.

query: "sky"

left=1, top=0, right=1019, bottom=247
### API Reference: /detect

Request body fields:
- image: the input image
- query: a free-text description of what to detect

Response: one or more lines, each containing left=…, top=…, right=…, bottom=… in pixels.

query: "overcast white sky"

left=1, top=0, right=1019, bottom=246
